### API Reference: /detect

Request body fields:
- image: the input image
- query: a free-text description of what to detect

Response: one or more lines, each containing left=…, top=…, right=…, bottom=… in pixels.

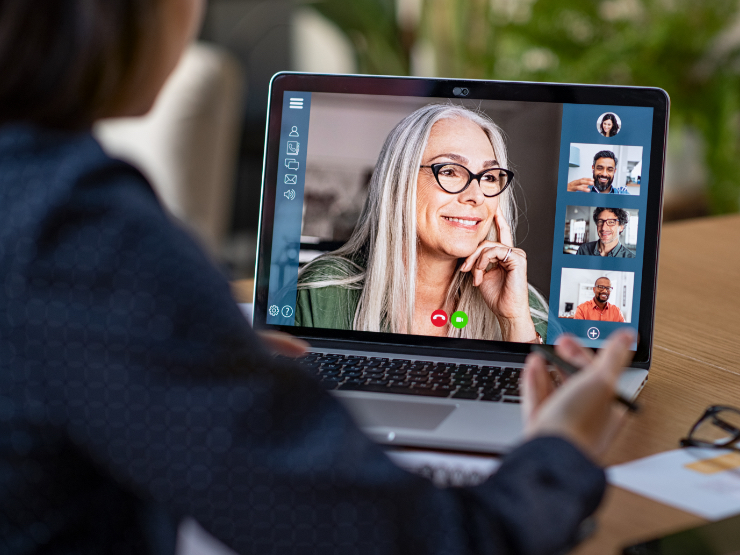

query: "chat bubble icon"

left=285, top=159, right=299, bottom=171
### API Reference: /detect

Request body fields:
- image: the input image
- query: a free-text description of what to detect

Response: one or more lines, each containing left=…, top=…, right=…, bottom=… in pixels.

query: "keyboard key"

left=452, top=389, right=479, bottom=400
left=409, top=388, right=452, bottom=398
left=431, top=363, right=455, bottom=371
left=407, top=363, right=428, bottom=371
left=321, top=364, right=342, bottom=371
left=384, top=362, right=407, bottom=370
left=458, top=364, right=479, bottom=372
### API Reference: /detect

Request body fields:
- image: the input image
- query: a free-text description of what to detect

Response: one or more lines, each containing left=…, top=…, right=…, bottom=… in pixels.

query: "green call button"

left=450, top=311, right=468, bottom=329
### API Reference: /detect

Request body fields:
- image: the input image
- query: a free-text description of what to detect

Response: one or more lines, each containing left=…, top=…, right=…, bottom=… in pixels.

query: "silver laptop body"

left=252, top=73, right=668, bottom=454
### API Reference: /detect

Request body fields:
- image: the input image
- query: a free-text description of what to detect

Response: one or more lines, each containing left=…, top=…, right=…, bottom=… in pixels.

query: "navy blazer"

left=0, top=125, right=605, bottom=555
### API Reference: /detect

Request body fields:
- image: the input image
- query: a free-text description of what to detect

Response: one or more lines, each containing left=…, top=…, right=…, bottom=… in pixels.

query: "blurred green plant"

left=308, top=0, right=740, bottom=213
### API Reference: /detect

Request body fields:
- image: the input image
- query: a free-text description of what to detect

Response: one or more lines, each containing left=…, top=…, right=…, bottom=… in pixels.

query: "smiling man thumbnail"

left=567, top=150, right=629, bottom=194
left=574, top=277, right=626, bottom=322
left=576, top=207, right=635, bottom=258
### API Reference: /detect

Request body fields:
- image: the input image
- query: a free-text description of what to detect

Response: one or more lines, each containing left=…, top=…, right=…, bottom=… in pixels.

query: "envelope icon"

left=285, top=174, right=297, bottom=184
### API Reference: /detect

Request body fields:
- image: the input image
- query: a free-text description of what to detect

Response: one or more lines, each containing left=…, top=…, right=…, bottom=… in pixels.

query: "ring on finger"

left=502, top=247, right=512, bottom=263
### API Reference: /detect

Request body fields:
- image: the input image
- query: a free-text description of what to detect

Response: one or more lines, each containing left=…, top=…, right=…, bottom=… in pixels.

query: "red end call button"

left=431, top=310, right=448, bottom=327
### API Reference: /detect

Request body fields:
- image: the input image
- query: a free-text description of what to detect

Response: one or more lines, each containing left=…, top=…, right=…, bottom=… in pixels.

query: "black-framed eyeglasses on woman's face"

left=419, top=163, right=514, bottom=198
left=680, top=405, right=740, bottom=450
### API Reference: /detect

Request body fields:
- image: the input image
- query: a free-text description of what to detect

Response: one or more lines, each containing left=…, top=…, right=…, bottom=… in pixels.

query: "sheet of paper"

left=608, top=448, right=740, bottom=520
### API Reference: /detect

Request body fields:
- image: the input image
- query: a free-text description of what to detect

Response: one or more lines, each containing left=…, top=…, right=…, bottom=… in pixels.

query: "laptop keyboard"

left=297, top=352, right=522, bottom=403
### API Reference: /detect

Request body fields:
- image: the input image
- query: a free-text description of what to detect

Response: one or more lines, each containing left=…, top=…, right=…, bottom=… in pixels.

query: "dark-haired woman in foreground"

left=0, top=1, right=636, bottom=553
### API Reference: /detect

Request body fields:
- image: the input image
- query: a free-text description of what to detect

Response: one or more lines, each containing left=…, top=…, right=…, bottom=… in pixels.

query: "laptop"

left=252, top=72, right=669, bottom=454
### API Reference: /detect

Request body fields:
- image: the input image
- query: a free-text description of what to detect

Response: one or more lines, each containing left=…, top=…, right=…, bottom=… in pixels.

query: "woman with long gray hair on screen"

left=295, top=103, right=549, bottom=343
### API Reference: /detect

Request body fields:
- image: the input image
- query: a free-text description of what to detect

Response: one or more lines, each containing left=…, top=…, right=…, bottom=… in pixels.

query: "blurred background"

left=97, top=0, right=740, bottom=280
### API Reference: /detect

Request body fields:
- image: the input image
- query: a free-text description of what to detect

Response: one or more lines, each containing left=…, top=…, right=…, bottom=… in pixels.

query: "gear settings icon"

left=268, top=305, right=279, bottom=317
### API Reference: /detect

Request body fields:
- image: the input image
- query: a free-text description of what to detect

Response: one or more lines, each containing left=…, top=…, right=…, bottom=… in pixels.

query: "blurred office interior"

left=96, top=0, right=740, bottom=280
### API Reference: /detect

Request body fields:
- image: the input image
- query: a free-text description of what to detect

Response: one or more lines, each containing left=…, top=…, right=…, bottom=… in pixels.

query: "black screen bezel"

left=253, top=72, right=669, bottom=369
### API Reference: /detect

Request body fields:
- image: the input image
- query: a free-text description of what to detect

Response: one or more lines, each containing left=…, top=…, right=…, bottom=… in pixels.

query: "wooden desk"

left=575, top=213, right=740, bottom=554
left=234, top=214, right=740, bottom=553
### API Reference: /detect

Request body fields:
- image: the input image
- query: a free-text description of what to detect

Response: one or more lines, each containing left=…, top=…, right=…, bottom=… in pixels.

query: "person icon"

left=289, top=126, right=299, bottom=137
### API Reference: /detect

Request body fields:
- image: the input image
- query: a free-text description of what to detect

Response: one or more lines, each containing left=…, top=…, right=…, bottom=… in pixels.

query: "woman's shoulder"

left=298, top=255, right=365, bottom=284
left=0, top=125, right=156, bottom=210
left=295, top=255, right=364, bottom=329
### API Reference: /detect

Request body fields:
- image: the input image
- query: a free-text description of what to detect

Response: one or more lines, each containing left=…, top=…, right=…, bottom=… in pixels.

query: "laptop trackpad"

left=347, top=398, right=455, bottom=430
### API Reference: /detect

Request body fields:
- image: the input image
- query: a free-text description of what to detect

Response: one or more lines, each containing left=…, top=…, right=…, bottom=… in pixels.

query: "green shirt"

left=295, top=259, right=549, bottom=342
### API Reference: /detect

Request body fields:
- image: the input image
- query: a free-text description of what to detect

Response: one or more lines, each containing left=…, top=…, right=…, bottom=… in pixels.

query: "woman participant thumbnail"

left=598, top=112, right=620, bottom=137
left=294, top=104, right=548, bottom=343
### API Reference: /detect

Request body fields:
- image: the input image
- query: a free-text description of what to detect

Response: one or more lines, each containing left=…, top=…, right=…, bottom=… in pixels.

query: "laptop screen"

left=255, top=74, right=667, bottom=364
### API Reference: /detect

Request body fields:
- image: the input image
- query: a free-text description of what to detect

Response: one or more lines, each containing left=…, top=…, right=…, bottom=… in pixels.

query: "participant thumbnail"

left=567, top=143, right=642, bottom=195
left=563, top=206, right=638, bottom=257
left=558, top=268, right=634, bottom=323
left=597, top=112, right=621, bottom=138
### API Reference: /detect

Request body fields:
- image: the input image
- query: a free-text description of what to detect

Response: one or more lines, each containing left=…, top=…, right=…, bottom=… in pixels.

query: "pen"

left=530, top=344, right=639, bottom=413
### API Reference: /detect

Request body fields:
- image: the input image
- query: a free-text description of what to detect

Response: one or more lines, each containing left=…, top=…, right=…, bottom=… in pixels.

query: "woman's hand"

left=459, top=205, right=536, bottom=342
left=522, top=329, right=636, bottom=462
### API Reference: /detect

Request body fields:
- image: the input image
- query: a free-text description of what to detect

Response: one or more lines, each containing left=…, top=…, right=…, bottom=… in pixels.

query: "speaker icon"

left=284, top=189, right=296, bottom=200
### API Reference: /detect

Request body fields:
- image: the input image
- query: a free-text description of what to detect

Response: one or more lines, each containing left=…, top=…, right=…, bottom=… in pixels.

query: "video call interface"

left=265, top=91, right=653, bottom=348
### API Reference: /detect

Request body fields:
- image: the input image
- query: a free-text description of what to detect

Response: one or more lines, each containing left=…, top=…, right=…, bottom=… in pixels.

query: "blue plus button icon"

left=587, top=327, right=600, bottom=340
